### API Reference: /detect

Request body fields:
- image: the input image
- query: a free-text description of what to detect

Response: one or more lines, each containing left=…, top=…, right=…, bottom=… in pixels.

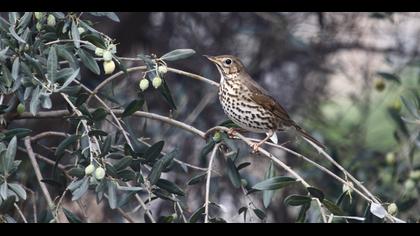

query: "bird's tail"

left=294, top=125, right=326, bottom=151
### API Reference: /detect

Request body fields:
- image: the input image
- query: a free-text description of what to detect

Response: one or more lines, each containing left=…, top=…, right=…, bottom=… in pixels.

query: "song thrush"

left=205, top=55, right=325, bottom=151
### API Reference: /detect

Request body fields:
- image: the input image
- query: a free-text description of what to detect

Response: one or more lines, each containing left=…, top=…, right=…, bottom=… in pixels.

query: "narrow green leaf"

left=71, top=20, right=80, bottom=48
left=148, top=159, right=164, bottom=185
left=9, top=26, right=26, bottom=43
left=1, top=64, right=12, bottom=87
left=105, top=163, right=118, bottom=178
left=5, top=136, right=17, bottom=173
left=156, top=179, right=185, bottom=196
left=11, top=57, right=19, bottom=80
left=226, top=157, right=241, bottom=188
left=296, top=202, right=310, bottom=223
left=78, top=48, right=100, bottom=75
left=238, top=207, right=248, bottom=222
left=263, top=161, right=276, bottom=208
left=23, top=53, right=45, bottom=80
left=55, top=68, right=75, bottom=82
left=113, top=156, right=133, bottom=171
left=237, top=162, right=251, bottom=171
left=161, top=148, right=178, bottom=169
left=68, top=167, right=85, bottom=178
left=0, top=183, right=8, bottom=200
left=56, top=45, right=78, bottom=70
left=157, top=79, right=177, bottom=110
left=40, top=94, right=52, bottom=109
left=63, top=208, right=83, bottom=223
left=187, top=172, right=207, bottom=185
left=0, top=47, right=9, bottom=63
left=8, top=183, right=26, bottom=201
left=122, top=99, right=144, bottom=117
left=200, top=139, right=216, bottom=159
left=47, top=46, right=58, bottom=82
left=117, top=186, right=142, bottom=192
left=388, top=108, right=409, bottom=137
left=284, top=195, right=312, bottom=206
left=107, top=180, right=117, bottom=209
left=117, top=169, right=136, bottom=181
left=189, top=206, right=205, bottom=223
left=377, top=72, right=401, bottom=84
left=17, top=12, right=32, bottom=29
left=144, top=141, right=164, bottom=162
left=336, top=190, right=349, bottom=206
left=56, top=68, right=80, bottom=91
left=401, top=96, right=419, bottom=118
left=160, top=49, right=196, bottom=61
left=0, top=128, right=31, bottom=142
left=323, top=199, right=345, bottom=215
left=8, top=12, right=17, bottom=25
left=67, top=178, right=85, bottom=192
left=89, top=12, right=120, bottom=22
left=29, top=86, right=41, bottom=116
left=88, top=129, right=108, bottom=137
left=91, top=107, right=107, bottom=121
left=101, top=135, right=112, bottom=155
left=55, top=134, right=80, bottom=157
left=253, top=176, right=297, bottom=191
left=253, top=208, right=266, bottom=220
left=307, top=186, right=324, bottom=202
left=71, top=177, right=89, bottom=201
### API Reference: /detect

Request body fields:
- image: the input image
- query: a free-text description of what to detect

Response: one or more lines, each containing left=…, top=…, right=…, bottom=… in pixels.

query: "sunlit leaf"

left=160, top=49, right=195, bottom=61
left=253, top=176, right=297, bottom=191
left=107, top=180, right=117, bottom=209
left=47, top=46, right=58, bottom=82
left=71, top=20, right=80, bottom=48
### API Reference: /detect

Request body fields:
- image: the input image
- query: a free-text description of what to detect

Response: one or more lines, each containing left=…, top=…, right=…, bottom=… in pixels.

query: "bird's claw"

left=250, top=143, right=261, bottom=153
left=227, top=128, right=238, bottom=139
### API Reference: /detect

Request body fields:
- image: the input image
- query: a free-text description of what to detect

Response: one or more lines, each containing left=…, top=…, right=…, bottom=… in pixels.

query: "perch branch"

left=204, top=143, right=221, bottom=223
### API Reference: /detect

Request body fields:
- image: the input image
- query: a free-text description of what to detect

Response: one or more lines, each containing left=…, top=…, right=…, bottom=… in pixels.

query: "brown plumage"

left=205, top=55, right=326, bottom=151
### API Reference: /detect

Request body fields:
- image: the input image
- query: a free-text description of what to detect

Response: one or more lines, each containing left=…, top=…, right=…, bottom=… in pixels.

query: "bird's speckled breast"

left=218, top=77, right=278, bottom=133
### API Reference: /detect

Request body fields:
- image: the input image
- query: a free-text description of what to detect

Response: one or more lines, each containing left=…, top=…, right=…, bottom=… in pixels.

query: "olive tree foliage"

left=0, top=12, right=414, bottom=223
left=0, top=12, right=196, bottom=223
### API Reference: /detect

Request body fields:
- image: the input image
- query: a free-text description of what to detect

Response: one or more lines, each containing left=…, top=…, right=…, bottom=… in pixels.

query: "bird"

left=204, top=55, right=326, bottom=152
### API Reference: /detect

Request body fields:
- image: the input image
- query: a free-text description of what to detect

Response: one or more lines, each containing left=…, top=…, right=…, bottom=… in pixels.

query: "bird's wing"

left=243, top=74, right=294, bottom=126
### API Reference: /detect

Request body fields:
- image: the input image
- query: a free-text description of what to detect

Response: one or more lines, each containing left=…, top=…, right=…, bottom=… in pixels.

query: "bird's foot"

left=227, top=128, right=239, bottom=138
left=250, top=142, right=264, bottom=153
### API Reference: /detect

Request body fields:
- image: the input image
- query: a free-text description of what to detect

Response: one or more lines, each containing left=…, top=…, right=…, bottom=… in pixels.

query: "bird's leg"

left=227, top=128, right=240, bottom=138
left=251, top=130, right=274, bottom=153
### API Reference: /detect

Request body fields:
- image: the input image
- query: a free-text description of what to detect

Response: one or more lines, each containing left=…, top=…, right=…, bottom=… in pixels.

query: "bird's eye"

left=224, top=59, right=232, bottom=65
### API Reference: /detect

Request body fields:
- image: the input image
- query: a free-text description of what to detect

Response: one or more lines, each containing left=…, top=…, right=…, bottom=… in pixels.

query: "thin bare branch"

left=204, top=143, right=221, bottom=223
left=31, top=131, right=69, bottom=142
left=14, top=203, right=28, bottom=223
left=116, top=208, right=136, bottom=223
left=23, top=137, right=57, bottom=220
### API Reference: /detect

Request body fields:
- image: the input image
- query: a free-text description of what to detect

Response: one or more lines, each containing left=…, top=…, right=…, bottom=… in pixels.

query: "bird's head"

left=204, top=55, right=244, bottom=79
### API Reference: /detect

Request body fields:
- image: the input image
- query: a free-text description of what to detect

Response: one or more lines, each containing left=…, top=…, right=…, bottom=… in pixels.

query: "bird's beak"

left=203, top=55, right=217, bottom=63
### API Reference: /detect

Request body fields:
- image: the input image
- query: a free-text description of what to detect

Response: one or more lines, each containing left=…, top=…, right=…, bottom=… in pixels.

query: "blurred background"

left=6, top=12, right=420, bottom=222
